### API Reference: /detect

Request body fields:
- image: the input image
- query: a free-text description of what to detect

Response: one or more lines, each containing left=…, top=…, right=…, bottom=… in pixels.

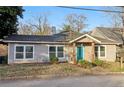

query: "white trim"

left=99, top=45, right=106, bottom=58
left=48, top=45, right=65, bottom=59
left=95, top=45, right=106, bottom=59
left=8, top=44, right=10, bottom=64
left=14, top=44, right=34, bottom=60
left=57, top=46, right=65, bottom=58
left=25, top=45, right=35, bottom=60
left=69, top=34, right=101, bottom=43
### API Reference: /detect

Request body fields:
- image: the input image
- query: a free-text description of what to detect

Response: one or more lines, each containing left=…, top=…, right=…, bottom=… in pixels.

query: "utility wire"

left=56, top=6, right=124, bottom=14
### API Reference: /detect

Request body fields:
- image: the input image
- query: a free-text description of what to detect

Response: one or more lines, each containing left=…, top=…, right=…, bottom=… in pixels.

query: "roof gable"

left=69, top=34, right=101, bottom=43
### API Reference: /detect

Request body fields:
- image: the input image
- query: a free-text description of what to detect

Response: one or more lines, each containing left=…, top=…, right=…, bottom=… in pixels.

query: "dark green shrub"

left=50, top=56, right=59, bottom=64
left=78, top=60, right=92, bottom=69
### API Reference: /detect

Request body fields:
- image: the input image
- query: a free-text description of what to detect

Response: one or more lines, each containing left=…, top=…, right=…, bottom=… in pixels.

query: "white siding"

left=8, top=43, right=68, bottom=64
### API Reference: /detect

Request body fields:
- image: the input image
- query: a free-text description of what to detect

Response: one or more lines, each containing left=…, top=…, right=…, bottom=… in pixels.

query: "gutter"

left=3, top=40, right=69, bottom=44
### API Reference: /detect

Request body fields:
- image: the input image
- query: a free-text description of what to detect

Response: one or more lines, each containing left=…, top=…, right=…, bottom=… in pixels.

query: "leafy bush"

left=94, top=59, right=109, bottom=68
left=78, top=59, right=85, bottom=65
left=50, top=56, right=59, bottom=64
left=94, top=59, right=104, bottom=66
left=78, top=60, right=92, bottom=69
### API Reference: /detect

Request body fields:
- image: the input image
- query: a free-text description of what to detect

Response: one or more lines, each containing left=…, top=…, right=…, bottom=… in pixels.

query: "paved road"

left=1, top=75, right=124, bottom=87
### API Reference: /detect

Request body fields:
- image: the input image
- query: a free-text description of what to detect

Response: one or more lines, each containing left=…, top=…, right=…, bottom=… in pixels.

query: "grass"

left=0, top=63, right=91, bottom=79
left=107, top=62, right=124, bottom=72
left=0, top=62, right=124, bottom=79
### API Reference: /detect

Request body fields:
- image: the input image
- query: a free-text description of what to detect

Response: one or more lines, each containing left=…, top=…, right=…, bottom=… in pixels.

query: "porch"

left=68, top=34, right=98, bottom=64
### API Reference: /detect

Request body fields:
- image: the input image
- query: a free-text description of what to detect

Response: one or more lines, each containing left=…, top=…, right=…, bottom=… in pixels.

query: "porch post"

left=73, top=43, right=76, bottom=64
left=91, top=42, right=95, bottom=62
left=68, top=44, right=72, bottom=63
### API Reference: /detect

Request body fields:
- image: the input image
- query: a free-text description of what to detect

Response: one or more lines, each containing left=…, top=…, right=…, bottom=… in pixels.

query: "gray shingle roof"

left=91, top=27, right=124, bottom=44
left=4, top=35, right=55, bottom=42
left=3, top=31, right=83, bottom=42
left=4, top=27, right=123, bottom=44
left=53, top=31, right=83, bottom=41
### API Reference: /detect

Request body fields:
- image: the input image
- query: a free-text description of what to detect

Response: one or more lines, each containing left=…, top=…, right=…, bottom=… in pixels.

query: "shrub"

left=78, top=60, right=92, bottom=69
left=50, top=56, right=59, bottom=64
left=94, top=59, right=109, bottom=68
left=78, top=59, right=85, bottom=65
left=94, top=59, right=104, bottom=66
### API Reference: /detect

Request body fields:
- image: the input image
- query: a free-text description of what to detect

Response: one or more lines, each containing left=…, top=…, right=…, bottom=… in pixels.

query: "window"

left=15, top=46, right=24, bottom=59
left=49, top=46, right=64, bottom=58
left=100, top=46, right=105, bottom=57
left=15, top=45, right=34, bottom=60
left=95, top=45, right=106, bottom=58
left=57, top=46, right=64, bottom=57
left=26, top=46, right=33, bottom=59
left=49, top=46, right=56, bottom=58
left=95, top=46, right=98, bottom=58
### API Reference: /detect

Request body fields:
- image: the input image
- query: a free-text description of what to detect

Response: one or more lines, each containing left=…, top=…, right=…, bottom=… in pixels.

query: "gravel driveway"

left=1, top=75, right=124, bottom=87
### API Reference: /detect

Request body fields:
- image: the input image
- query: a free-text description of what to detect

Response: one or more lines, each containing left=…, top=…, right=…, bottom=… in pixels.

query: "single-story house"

left=2, top=27, right=124, bottom=64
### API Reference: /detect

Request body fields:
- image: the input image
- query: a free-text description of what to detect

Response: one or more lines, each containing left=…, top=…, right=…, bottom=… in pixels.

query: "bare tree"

left=105, top=7, right=123, bottom=28
left=61, top=13, right=87, bottom=32
left=60, top=24, right=72, bottom=32
left=18, top=23, right=34, bottom=35
left=18, top=13, right=53, bottom=35
left=29, top=14, right=52, bottom=35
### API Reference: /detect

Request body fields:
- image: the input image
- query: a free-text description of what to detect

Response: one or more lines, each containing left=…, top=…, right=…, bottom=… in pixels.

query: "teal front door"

left=77, top=45, right=84, bottom=61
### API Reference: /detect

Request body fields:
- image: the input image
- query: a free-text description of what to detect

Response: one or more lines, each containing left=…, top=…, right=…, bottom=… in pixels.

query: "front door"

left=77, top=45, right=84, bottom=61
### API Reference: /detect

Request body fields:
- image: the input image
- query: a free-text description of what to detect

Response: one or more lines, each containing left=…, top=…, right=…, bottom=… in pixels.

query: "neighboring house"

left=2, top=27, right=124, bottom=64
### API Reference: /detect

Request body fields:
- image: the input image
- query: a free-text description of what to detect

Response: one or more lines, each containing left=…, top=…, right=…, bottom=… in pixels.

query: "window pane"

left=100, top=46, right=105, bottom=51
left=100, top=46, right=105, bottom=57
left=16, top=53, right=23, bottom=59
left=26, top=53, right=33, bottom=58
left=49, top=46, right=56, bottom=52
left=57, top=47, right=63, bottom=52
left=95, top=46, right=98, bottom=51
left=58, top=52, right=64, bottom=57
left=16, top=46, right=24, bottom=52
left=100, top=51, right=105, bottom=57
left=26, top=46, right=33, bottom=52
left=57, top=47, right=64, bottom=58
left=95, top=46, right=98, bottom=58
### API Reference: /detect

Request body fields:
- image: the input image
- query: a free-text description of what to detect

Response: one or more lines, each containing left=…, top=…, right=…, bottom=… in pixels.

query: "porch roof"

left=69, top=34, right=101, bottom=44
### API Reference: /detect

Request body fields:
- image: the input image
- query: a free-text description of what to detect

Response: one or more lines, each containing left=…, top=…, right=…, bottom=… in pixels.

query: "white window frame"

left=57, top=46, right=65, bottom=58
left=95, top=45, right=106, bottom=58
left=14, top=45, right=34, bottom=60
left=48, top=45, right=65, bottom=59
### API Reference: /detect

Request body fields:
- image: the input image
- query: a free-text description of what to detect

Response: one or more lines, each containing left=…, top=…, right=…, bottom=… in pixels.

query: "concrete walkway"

left=0, top=75, right=124, bottom=87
